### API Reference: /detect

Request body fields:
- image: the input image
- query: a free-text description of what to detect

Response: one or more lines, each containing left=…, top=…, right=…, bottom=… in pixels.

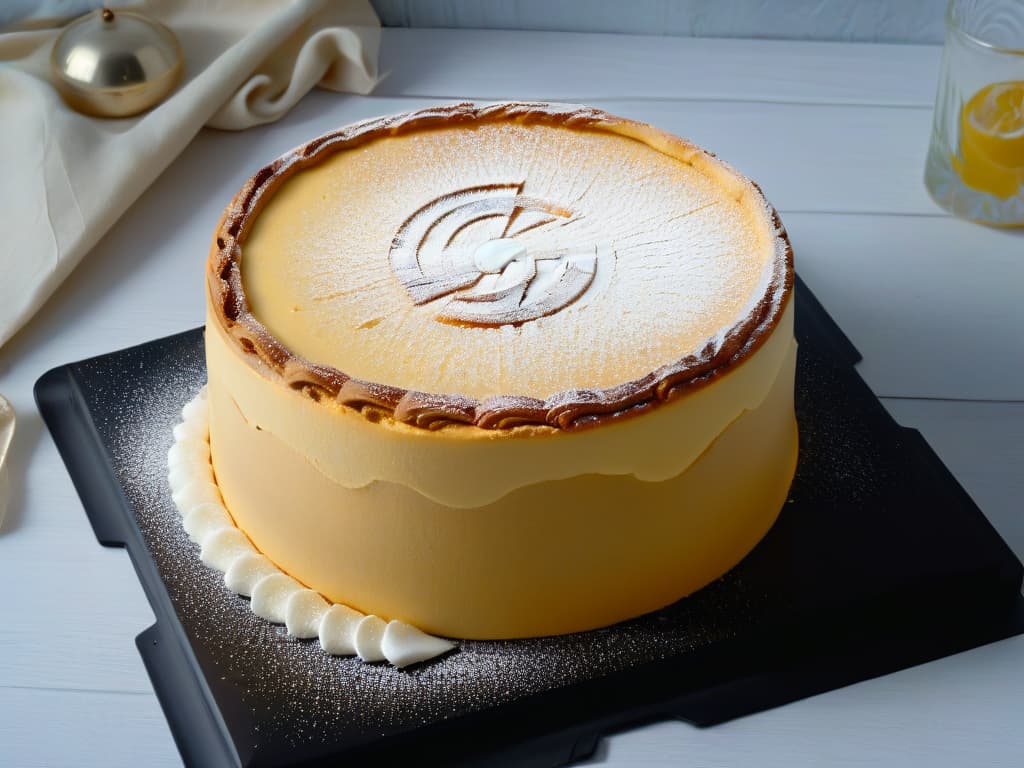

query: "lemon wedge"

left=953, top=80, right=1024, bottom=199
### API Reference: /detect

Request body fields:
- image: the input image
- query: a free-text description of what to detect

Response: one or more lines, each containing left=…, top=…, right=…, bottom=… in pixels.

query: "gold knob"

left=50, top=7, right=183, bottom=118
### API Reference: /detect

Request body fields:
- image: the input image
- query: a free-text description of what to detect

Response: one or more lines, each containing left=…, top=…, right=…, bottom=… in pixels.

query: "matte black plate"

left=36, top=277, right=1024, bottom=767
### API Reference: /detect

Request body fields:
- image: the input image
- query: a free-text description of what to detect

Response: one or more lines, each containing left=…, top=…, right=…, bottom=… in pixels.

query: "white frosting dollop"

left=381, top=619, right=460, bottom=669
left=353, top=615, right=388, bottom=662
left=251, top=572, right=303, bottom=623
left=224, top=553, right=278, bottom=596
left=285, top=590, right=330, bottom=639
left=168, top=386, right=456, bottom=668
left=319, top=604, right=362, bottom=655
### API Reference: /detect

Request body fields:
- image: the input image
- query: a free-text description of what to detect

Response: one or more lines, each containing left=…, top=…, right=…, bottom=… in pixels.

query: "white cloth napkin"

left=0, top=0, right=380, bottom=349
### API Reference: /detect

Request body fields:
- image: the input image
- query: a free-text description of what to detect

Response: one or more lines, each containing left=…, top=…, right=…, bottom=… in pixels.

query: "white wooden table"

left=1, top=28, right=1022, bottom=767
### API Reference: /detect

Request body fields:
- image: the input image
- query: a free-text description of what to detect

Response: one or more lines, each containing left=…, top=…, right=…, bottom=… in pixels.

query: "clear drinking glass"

left=924, top=0, right=1024, bottom=226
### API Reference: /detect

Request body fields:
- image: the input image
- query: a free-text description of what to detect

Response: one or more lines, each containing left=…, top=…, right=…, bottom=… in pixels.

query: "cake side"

left=206, top=314, right=798, bottom=638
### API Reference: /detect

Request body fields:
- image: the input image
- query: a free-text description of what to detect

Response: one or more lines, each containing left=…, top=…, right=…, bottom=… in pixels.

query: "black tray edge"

left=794, top=274, right=861, bottom=367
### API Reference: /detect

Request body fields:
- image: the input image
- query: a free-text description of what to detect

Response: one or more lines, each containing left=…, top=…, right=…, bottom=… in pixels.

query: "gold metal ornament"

left=0, top=392, right=14, bottom=528
left=50, top=7, right=183, bottom=118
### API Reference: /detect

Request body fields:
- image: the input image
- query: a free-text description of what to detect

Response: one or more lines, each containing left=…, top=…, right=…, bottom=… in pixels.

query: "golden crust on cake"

left=207, top=102, right=793, bottom=431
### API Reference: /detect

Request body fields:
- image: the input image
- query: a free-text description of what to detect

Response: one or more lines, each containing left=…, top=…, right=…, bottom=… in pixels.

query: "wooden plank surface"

left=377, top=28, right=942, bottom=105
left=596, top=632, right=1024, bottom=766
left=791, top=215, right=1024, bottom=402
left=0, top=688, right=178, bottom=768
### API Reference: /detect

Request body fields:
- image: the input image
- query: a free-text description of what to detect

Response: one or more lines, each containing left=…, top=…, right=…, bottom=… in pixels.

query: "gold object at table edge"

left=0, top=393, right=15, bottom=528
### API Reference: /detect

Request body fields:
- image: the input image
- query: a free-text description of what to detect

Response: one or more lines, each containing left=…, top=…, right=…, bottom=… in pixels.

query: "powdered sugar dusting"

left=242, top=108, right=778, bottom=401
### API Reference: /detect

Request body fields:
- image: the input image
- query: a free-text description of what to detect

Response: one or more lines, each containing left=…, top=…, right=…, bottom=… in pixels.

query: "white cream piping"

left=167, top=386, right=456, bottom=668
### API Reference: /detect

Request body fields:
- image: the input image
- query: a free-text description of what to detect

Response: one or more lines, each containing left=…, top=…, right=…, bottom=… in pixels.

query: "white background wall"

left=4, top=0, right=949, bottom=44
left=371, top=0, right=948, bottom=44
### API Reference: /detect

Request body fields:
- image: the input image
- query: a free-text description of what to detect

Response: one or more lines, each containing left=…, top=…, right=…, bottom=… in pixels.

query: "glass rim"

left=946, top=0, right=1024, bottom=55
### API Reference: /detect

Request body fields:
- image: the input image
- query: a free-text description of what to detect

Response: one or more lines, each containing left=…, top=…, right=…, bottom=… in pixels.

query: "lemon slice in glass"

left=954, top=80, right=1024, bottom=199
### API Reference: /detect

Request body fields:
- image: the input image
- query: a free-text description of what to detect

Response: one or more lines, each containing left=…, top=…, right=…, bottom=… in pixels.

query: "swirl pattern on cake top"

left=389, top=182, right=612, bottom=326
